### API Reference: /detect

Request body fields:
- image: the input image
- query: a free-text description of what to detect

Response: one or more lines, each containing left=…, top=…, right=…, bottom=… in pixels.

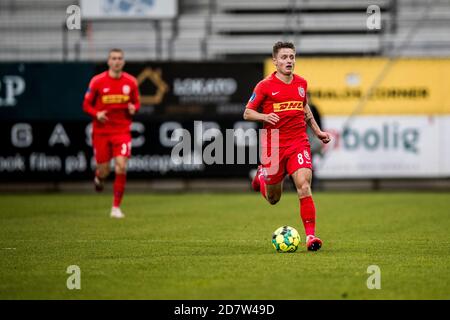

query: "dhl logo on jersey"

left=101, top=94, right=130, bottom=104
left=273, top=101, right=304, bottom=112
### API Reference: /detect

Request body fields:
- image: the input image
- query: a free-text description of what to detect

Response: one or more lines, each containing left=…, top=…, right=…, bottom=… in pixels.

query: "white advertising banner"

left=315, top=116, right=450, bottom=178
left=443, top=116, right=450, bottom=175
left=80, top=0, right=177, bottom=19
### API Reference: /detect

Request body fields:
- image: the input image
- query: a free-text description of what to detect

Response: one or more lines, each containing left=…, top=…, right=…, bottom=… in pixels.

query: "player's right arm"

left=83, top=77, right=108, bottom=123
left=243, top=82, right=280, bottom=125
left=244, top=108, right=280, bottom=125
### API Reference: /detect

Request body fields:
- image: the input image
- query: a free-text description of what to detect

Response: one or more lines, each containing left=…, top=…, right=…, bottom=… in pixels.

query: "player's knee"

left=115, top=163, right=127, bottom=174
left=297, top=183, right=311, bottom=198
left=98, top=166, right=110, bottom=178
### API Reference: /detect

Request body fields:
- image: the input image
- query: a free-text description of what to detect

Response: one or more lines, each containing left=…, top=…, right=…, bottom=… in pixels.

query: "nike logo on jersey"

left=272, top=91, right=280, bottom=95
left=103, top=88, right=110, bottom=93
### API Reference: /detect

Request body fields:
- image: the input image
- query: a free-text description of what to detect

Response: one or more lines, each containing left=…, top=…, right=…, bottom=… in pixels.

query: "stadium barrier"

left=1, top=60, right=449, bottom=187
left=0, top=62, right=263, bottom=182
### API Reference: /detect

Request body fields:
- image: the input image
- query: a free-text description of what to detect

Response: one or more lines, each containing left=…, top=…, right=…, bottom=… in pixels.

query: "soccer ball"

left=272, top=226, right=301, bottom=253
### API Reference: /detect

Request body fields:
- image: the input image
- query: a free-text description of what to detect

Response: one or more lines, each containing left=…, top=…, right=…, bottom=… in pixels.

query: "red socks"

left=300, top=196, right=316, bottom=236
left=113, top=173, right=127, bottom=208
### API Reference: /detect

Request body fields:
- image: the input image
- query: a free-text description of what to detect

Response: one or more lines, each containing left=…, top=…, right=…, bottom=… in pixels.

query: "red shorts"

left=92, top=133, right=132, bottom=164
left=261, top=143, right=312, bottom=185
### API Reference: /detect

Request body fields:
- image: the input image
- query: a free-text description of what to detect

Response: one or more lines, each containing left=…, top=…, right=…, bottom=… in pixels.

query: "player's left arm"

left=128, top=79, right=141, bottom=115
left=304, top=103, right=331, bottom=144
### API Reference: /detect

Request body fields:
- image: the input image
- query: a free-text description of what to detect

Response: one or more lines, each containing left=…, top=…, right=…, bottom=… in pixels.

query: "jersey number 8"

left=297, top=153, right=304, bottom=165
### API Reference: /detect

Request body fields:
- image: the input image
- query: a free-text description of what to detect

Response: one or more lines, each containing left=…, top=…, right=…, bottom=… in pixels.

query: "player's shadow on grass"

left=167, top=241, right=329, bottom=256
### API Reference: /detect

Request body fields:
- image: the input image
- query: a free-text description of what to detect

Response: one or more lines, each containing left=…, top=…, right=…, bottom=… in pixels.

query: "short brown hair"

left=272, top=41, right=295, bottom=57
left=108, top=48, right=124, bottom=56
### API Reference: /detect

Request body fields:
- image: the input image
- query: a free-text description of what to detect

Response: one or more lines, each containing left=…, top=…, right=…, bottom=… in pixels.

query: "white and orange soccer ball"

left=271, top=226, right=301, bottom=253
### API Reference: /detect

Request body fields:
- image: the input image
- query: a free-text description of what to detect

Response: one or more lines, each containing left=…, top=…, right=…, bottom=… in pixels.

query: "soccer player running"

left=83, top=48, right=140, bottom=218
left=244, top=41, right=331, bottom=251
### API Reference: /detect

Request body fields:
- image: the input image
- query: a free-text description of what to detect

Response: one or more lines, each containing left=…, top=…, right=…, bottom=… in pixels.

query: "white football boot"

left=110, top=207, right=125, bottom=219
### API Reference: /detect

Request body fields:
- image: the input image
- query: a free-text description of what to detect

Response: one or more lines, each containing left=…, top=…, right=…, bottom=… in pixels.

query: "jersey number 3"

left=121, top=142, right=131, bottom=156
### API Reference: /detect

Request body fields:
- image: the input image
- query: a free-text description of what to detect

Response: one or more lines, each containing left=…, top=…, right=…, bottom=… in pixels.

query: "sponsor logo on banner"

left=136, top=67, right=169, bottom=105
left=80, top=0, right=177, bottom=19
left=264, top=58, right=450, bottom=115
left=102, top=0, right=155, bottom=15
left=173, top=77, right=237, bottom=104
left=315, top=115, right=450, bottom=178
left=0, top=75, right=26, bottom=107
left=125, top=62, right=263, bottom=116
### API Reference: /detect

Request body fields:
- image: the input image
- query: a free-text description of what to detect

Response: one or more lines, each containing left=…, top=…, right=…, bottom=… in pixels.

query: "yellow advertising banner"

left=264, top=58, right=450, bottom=115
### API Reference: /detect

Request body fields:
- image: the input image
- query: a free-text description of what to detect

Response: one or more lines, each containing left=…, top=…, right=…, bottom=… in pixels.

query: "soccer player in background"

left=83, top=48, right=140, bottom=218
left=243, top=41, right=331, bottom=251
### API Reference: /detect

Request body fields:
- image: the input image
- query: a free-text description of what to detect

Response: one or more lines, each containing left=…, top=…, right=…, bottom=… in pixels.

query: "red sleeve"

left=130, top=78, right=141, bottom=112
left=245, top=81, right=266, bottom=111
left=83, top=77, right=99, bottom=118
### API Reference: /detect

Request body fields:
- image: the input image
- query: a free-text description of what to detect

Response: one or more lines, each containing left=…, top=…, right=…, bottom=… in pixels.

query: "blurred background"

left=0, top=0, right=449, bottom=192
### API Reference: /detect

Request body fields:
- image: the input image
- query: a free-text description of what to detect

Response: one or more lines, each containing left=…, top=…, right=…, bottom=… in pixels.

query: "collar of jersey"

left=271, top=71, right=299, bottom=85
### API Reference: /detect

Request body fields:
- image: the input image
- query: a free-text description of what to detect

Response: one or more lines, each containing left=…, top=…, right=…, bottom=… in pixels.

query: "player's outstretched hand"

left=263, top=113, right=280, bottom=125
left=96, top=110, right=108, bottom=123
left=128, top=103, right=136, bottom=115
left=317, top=131, right=331, bottom=144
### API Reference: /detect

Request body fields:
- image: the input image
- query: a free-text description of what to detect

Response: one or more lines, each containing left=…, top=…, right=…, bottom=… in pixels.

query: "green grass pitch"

left=0, top=192, right=449, bottom=299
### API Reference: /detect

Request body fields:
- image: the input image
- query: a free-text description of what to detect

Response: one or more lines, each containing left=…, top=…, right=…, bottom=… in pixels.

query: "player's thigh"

left=114, top=156, right=128, bottom=174
left=96, top=162, right=111, bottom=176
left=291, top=168, right=313, bottom=198
left=92, top=134, right=113, bottom=164
left=287, top=145, right=313, bottom=198
left=286, top=144, right=313, bottom=175
left=261, top=146, right=288, bottom=186
left=111, top=134, right=132, bottom=159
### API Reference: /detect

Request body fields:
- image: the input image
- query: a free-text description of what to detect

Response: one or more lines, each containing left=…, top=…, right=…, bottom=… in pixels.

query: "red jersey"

left=246, top=72, right=308, bottom=148
left=83, top=71, right=140, bottom=135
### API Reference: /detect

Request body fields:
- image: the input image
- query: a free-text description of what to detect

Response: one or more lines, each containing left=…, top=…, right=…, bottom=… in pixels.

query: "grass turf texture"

left=0, top=192, right=449, bottom=300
